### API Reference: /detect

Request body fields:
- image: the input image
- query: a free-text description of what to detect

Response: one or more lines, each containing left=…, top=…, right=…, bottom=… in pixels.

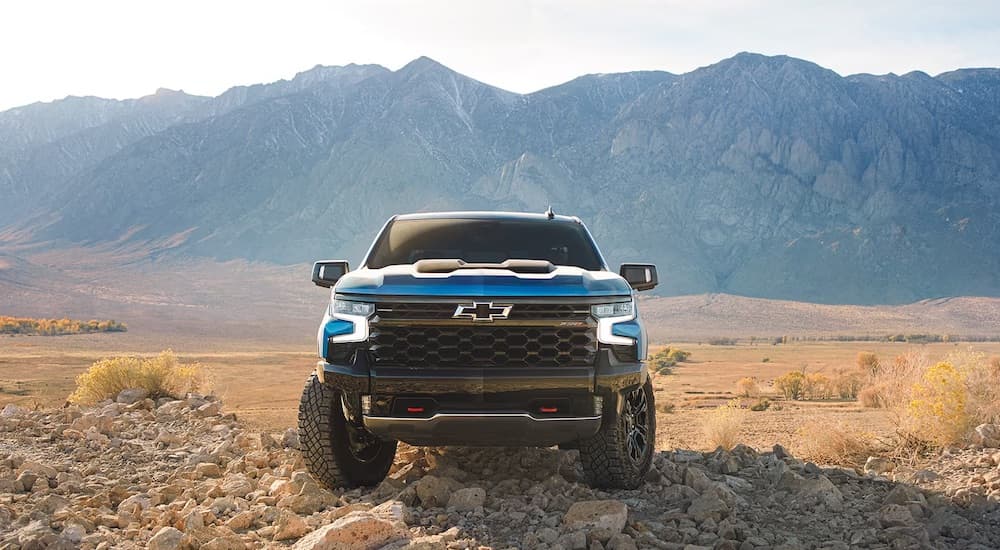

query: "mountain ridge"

left=2, top=53, right=999, bottom=305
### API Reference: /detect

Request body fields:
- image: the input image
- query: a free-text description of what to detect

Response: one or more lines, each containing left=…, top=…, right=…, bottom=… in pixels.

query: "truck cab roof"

left=393, top=211, right=582, bottom=224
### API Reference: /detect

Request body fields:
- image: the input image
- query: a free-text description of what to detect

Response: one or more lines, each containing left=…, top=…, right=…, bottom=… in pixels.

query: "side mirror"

left=312, top=260, right=349, bottom=288
left=619, top=263, right=658, bottom=291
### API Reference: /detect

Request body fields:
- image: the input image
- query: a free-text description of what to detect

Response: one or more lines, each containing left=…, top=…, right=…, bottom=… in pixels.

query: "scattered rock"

left=447, top=487, right=486, bottom=511
left=1, top=404, right=24, bottom=417
left=291, top=512, right=405, bottom=549
left=148, top=526, right=184, bottom=550
left=274, top=509, right=311, bottom=540
left=4, top=395, right=999, bottom=549
left=283, top=427, right=301, bottom=449
left=116, top=387, right=149, bottom=404
left=413, top=475, right=459, bottom=508
left=687, top=491, right=730, bottom=522
left=864, top=456, right=895, bottom=475
left=973, top=424, right=1000, bottom=448
left=563, top=500, right=628, bottom=542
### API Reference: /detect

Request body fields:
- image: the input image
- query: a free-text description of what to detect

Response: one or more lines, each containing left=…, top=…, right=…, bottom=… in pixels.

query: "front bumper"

left=316, top=349, right=645, bottom=446
left=363, top=412, right=601, bottom=446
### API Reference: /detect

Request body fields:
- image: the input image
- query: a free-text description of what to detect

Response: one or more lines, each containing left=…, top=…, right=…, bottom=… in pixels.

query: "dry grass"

left=68, top=350, right=204, bottom=404
left=856, top=351, right=880, bottom=375
left=702, top=400, right=746, bottom=450
left=796, top=421, right=879, bottom=468
left=830, top=367, right=864, bottom=398
left=735, top=377, right=761, bottom=398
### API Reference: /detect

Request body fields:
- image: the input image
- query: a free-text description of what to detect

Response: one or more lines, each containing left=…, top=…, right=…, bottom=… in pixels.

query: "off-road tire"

left=578, top=378, right=655, bottom=489
left=297, top=374, right=396, bottom=489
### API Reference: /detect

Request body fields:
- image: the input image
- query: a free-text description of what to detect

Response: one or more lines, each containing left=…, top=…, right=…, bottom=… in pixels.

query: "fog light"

left=361, top=395, right=372, bottom=415
left=593, top=396, right=604, bottom=416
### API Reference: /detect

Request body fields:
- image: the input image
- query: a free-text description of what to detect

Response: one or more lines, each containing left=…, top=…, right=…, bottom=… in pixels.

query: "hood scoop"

left=413, top=259, right=555, bottom=274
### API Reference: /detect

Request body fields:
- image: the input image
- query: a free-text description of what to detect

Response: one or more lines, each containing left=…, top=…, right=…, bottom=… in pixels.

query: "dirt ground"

left=3, top=334, right=999, bottom=455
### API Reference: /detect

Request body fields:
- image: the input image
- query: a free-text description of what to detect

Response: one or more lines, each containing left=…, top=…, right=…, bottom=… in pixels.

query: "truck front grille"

left=369, top=324, right=597, bottom=368
left=375, top=302, right=590, bottom=321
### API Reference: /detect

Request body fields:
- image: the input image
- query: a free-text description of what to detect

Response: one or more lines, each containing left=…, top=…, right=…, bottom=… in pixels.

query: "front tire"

left=297, top=374, right=397, bottom=489
left=578, top=378, right=655, bottom=489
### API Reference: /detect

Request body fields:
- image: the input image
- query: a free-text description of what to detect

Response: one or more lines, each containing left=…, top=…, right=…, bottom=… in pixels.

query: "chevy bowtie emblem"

left=453, top=302, right=512, bottom=322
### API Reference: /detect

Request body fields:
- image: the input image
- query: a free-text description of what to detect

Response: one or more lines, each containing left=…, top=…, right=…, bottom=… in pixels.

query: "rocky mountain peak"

left=2, top=53, right=1000, bottom=304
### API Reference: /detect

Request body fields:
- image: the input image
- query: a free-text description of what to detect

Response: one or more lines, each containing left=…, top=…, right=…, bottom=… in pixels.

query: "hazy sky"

left=2, top=0, right=998, bottom=111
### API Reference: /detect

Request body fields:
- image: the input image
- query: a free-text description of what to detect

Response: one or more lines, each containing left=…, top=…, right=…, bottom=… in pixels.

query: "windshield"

left=364, top=218, right=605, bottom=270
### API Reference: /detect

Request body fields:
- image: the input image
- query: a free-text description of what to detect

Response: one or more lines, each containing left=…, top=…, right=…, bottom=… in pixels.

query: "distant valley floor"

left=1, top=250, right=999, bottom=345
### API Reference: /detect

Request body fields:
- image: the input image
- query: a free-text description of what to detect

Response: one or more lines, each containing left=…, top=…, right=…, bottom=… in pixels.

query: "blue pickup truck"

left=298, top=211, right=658, bottom=489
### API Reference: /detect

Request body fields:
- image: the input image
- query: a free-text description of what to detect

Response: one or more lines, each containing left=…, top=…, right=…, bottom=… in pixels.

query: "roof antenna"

left=545, top=205, right=555, bottom=219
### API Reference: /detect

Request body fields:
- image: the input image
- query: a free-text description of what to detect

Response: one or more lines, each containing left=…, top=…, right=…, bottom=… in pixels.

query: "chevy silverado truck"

left=298, top=211, right=658, bottom=489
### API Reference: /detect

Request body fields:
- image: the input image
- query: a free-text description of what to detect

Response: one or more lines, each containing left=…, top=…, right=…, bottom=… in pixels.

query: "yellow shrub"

left=804, top=373, right=832, bottom=400
left=0, top=316, right=126, bottom=336
left=69, top=350, right=203, bottom=404
left=735, top=377, right=761, bottom=398
left=903, top=362, right=971, bottom=447
left=702, top=400, right=746, bottom=451
left=948, top=350, right=1000, bottom=426
left=774, top=371, right=806, bottom=400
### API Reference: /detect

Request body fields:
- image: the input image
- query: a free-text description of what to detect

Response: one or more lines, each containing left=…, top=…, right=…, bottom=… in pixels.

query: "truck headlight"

left=332, top=298, right=375, bottom=317
left=594, top=299, right=637, bottom=345
left=591, top=300, right=634, bottom=318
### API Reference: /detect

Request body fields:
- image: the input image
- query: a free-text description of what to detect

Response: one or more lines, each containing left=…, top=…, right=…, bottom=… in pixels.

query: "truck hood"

left=334, top=265, right=632, bottom=297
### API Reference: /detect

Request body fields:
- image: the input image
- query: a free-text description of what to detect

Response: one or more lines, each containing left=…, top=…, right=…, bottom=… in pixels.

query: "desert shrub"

left=774, top=371, right=806, bottom=400
left=666, top=348, right=690, bottom=363
left=858, top=385, right=889, bottom=408
left=749, top=398, right=771, bottom=412
left=804, top=373, right=832, bottom=400
left=761, top=357, right=770, bottom=363
left=69, top=350, right=203, bottom=404
left=702, top=400, right=746, bottom=450
left=649, top=349, right=675, bottom=371
left=650, top=346, right=691, bottom=373
left=830, top=368, right=864, bottom=399
left=856, top=352, right=880, bottom=375
left=0, top=316, right=127, bottom=336
left=735, top=377, right=761, bottom=398
left=857, top=351, right=927, bottom=410
left=947, top=349, right=1000, bottom=426
left=903, top=362, right=971, bottom=447
left=856, top=349, right=1000, bottom=448
left=796, top=421, right=878, bottom=469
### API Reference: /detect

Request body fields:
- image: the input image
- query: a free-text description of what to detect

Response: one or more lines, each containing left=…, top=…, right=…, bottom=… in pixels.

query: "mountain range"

left=2, top=53, right=999, bottom=304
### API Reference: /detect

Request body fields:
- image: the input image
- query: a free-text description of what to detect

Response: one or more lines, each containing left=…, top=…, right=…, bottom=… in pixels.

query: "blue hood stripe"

left=336, top=272, right=631, bottom=297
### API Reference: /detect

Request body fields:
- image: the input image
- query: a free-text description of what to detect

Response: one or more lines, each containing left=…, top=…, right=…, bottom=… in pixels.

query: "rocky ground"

left=2, top=394, right=999, bottom=549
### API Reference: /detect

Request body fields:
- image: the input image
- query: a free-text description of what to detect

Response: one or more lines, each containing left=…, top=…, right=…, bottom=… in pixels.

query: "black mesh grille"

left=375, top=302, right=590, bottom=321
left=369, top=324, right=597, bottom=367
